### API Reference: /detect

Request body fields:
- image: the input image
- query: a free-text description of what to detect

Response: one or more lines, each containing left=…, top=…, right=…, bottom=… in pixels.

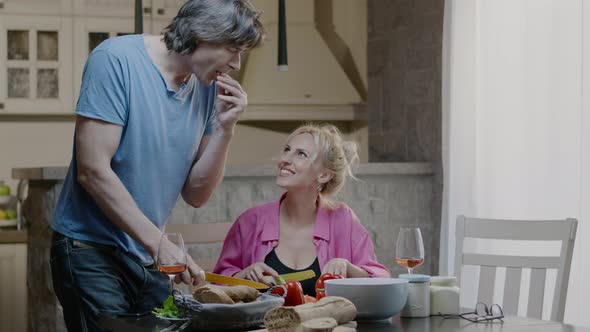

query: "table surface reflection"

left=355, top=315, right=590, bottom=332
left=101, top=314, right=590, bottom=332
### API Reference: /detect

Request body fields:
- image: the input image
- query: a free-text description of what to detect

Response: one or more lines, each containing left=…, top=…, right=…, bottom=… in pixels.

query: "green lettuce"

left=152, top=295, right=179, bottom=318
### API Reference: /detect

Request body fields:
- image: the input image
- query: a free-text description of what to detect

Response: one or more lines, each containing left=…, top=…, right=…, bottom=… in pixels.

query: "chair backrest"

left=166, top=222, right=233, bottom=271
left=454, top=215, right=577, bottom=322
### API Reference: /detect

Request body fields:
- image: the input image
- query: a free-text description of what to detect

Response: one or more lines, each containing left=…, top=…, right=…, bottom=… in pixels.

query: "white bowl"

left=325, top=278, right=408, bottom=321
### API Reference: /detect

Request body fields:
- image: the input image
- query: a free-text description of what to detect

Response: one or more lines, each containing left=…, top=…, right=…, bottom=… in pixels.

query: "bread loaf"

left=192, top=284, right=260, bottom=304
left=332, top=326, right=356, bottom=332
left=193, top=286, right=234, bottom=304
left=264, top=296, right=356, bottom=332
left=216, top=285, right=260, bottom=302
left=295, top=317, right=338, bottom=332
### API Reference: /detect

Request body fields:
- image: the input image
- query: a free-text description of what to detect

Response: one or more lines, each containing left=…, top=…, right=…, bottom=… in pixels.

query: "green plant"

left=0, top=181, right=10, bottom=196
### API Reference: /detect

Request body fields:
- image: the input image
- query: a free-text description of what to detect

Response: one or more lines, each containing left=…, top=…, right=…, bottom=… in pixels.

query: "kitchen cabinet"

left=147, top=0, right=184, bottom=34
left=70, top=2, right=179, bottom=99
left=0, top=0, right=367, bottom=121
left=0, top=0, right=72, bottom=16
left=72, top=0, right=135, bottom=18
left=71, top=0, right=180, bottom=34
left=0, top=243, right=27, bottom=332
left=72, top=16, right=136, bottom=100
left=151, top=0, right=183, bottom=20
left=0, top=14, right=73, bottom=114
left=70, top=1, right=183, bottom=101
left=0, top=0, right=183, bottom=114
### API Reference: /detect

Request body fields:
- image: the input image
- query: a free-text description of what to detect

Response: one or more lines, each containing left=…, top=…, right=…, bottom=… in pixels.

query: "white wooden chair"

left=454, top=215, right=577, bottom=322
left=166, top=222, right=233, bottom=271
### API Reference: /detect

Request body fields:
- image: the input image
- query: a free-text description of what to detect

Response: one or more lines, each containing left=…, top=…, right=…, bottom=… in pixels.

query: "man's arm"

left=181, top=133, right=232, bottom=207
left=181, top=73, right=246, bottom=207
left=75, top=116, right=162, bottom=256
left=77, top=116, right=203, bottom=285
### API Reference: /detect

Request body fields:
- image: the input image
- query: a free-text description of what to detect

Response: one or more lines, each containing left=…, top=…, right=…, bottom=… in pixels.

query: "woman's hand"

left=234, top=262, right=278, bottom=286
left=215, top=73, right=247, bottom=135
left=322, top=258, right=350, bottom=277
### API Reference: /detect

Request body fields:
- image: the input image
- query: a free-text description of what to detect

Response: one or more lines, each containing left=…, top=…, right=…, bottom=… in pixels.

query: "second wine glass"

left=395, top=226, right=425, bottom=275
left=156, top=232, right=187, bottom=291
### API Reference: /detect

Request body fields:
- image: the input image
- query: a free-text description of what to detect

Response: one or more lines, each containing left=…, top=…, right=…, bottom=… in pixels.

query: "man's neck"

left=144, top=35, right=190, bottom=87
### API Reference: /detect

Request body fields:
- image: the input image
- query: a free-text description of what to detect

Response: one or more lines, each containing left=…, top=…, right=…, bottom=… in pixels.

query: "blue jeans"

left=50, top=231, right=169, bottom=332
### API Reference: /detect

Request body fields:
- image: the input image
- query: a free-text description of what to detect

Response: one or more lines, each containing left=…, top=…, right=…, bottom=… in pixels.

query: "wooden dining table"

left=100, top=313, right=590, bottom=332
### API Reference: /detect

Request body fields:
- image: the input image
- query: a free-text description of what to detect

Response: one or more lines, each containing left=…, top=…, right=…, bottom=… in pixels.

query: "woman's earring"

left=317, top=184, right=323, bottom=192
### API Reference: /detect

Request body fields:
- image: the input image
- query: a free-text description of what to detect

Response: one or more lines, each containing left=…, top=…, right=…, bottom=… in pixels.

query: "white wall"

left=443, top=0, right=588, bottom=325
left=582, top=0, right=590, bottom=325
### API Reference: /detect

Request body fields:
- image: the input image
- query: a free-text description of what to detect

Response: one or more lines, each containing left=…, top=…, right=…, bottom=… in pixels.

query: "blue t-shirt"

left=52, top=34, right=217, bottom=264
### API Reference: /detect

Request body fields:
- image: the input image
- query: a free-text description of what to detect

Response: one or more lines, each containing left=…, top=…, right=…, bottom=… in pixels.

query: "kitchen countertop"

left=16, top=162, right=438, bottom=332
left=0, top=230, right=27, bottom=243
left=12, top=163, right=433, bottom=180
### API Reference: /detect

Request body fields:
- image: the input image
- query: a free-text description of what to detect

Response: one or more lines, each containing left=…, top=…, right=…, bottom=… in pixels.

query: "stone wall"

left=25, top=180, right=66, bottom=332
left=169, top=169, right=436, bottom=277
left=367, top=0, right=445, bottom=275
left=23, top=164, right=433, bottom=331
left=367, top=0, right=443, bottom=162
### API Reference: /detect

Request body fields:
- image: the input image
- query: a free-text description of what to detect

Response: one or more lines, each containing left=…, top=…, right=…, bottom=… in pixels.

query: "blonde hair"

left=287, top=123, right=359, bottom=198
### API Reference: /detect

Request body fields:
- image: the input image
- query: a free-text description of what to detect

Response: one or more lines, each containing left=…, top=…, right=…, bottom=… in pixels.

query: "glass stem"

left=169, top=275, right=174, bottom=291
left=408, top=268, right=413, bottom=275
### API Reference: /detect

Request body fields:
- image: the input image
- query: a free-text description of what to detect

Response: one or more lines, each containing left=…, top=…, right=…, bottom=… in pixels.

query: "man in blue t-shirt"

left=49, top=1, right=264, bottom=330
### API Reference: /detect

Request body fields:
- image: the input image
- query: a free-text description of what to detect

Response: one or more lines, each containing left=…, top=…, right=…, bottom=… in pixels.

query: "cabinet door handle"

left=157, top=8, right=165, bottom=15
left=143, top=7, right=152, bottom=14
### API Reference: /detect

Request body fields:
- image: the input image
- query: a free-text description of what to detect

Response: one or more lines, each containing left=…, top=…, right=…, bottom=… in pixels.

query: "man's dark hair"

left=163, top=0, right=265, bottom=55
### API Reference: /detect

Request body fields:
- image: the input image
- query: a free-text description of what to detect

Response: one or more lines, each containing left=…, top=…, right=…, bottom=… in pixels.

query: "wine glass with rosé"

left=395, top=226, right=425, bottom=275
left=156, top=233, right=187, bottom=291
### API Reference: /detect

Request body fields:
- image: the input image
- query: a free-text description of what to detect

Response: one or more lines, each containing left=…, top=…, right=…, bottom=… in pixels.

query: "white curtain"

left=442, top=0, right=589, bottom=325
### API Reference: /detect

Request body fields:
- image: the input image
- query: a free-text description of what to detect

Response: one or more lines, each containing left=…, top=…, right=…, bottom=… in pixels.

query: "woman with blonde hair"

left=213, top=123, right=389, bottom=296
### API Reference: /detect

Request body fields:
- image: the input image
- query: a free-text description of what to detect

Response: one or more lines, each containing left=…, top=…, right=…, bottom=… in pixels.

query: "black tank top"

left=264, top=249, right=321, bottom=296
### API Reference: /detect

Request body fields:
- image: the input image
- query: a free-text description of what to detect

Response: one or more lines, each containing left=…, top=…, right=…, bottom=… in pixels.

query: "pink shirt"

left=213, top=194, right=390, bottom=278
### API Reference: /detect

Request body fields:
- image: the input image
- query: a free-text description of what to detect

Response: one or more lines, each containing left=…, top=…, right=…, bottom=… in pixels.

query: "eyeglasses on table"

left=440, top=302, right=504, bottom=323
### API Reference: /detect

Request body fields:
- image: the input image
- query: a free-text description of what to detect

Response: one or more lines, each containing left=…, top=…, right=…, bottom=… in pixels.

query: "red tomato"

left=270, top=281, right=305, bottom=306
left=314, top=273, right=343, bottom=300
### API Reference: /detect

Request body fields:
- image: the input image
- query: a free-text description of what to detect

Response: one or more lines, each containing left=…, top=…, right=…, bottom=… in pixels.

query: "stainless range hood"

left=239, top=0, right=367, bottom=121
